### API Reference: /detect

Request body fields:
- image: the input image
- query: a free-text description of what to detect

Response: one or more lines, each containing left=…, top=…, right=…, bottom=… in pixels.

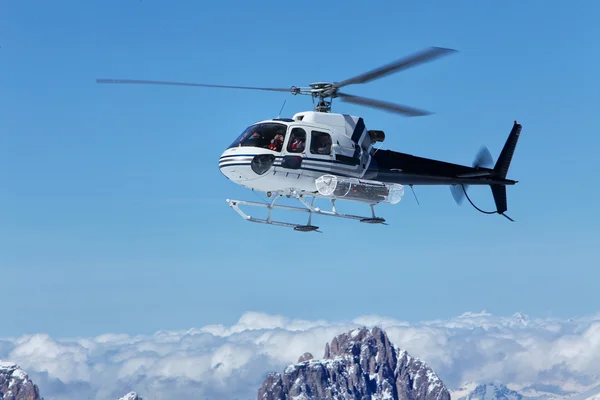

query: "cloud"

left=2, top=311, right=600, bottom=400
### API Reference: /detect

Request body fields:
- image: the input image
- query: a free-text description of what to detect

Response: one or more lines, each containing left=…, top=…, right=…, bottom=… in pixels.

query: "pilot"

left=246, top=131, right=263, bottom=146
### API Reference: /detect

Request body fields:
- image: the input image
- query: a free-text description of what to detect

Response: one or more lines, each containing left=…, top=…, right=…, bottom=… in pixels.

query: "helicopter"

left=96, top=46, right=522, bottom=232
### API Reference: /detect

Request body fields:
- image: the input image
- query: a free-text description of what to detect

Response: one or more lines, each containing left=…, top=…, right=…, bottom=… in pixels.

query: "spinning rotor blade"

left=450, top=185, right=467, bottom=205
left=96, top=78, right=297, bottom=93
left=96, top=45, right=457, bottom=116
left=473, top=146, right=493, bottom=169
left=338, top=92, right=431, bottom=117
left=451, top=146, right=495, bottom=205
left=334, top=46, right=457, bottom=88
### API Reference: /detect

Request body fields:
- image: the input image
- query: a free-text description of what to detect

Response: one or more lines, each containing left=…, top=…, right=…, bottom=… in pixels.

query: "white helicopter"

left=97, top=46, right=522, bottom=232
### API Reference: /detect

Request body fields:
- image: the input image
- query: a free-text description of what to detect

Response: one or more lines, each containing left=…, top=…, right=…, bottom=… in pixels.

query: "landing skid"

left=226, top=194, right=387, bottom=232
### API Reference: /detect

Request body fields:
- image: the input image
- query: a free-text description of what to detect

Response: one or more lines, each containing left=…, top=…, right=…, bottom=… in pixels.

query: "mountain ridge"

left=258, top=326, right=450, bottom=400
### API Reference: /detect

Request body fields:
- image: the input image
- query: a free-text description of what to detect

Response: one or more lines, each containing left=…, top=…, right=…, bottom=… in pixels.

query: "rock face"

left=298, top=353, right=314, bottom=363
left=0, top=362, right=43, bottom=400
left=258, top=326, right=450, bottom=400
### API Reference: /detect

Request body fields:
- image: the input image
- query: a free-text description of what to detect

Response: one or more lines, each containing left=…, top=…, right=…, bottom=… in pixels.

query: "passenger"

left=290, top=136, right=305, bottom=152
left=268, top=133, right=284, bottom=152
left=316, top=136, right=331, bottom=154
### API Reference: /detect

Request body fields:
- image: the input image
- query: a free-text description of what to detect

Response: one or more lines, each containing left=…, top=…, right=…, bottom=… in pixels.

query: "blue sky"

left=1, top=0, right=599, bottom=337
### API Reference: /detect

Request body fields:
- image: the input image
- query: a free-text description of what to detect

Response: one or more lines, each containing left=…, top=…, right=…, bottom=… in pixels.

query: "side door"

left=278, top=126, right=308, bottom=171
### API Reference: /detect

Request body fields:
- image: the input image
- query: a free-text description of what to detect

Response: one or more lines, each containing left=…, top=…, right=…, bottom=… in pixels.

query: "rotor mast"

left=308, top=83, right=336, bottom=113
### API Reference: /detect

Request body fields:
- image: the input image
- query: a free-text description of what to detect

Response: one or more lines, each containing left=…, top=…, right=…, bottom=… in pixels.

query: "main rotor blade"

left=96, top=78, right=296, bottom=93
left=334, top=46, right=457, bottom=88
left=338, top=92, right=431, bottom=117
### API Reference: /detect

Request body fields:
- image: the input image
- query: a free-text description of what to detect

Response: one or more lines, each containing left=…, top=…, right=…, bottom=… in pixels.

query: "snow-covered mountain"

left=1, top=361, right=148, bottom=400
left=451, top=382, right=600, bottom=400
left=452, top=383, right=524, bottom=400
left=258, top=326, right=450, bottom=400
left=118, top=392, right=143, bottom=400
left=0, top=362, right=43, bottom=400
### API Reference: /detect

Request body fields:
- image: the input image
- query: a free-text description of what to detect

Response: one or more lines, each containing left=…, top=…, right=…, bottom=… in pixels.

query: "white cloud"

left=1, top=311, right=600, bottom=400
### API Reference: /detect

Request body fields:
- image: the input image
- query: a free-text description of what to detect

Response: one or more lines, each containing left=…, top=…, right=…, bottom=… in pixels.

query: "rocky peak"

left=118, top=392, right=143, bottom=400
left=0, top=361, right=43, bottom=400
left=298, top=353, right=314, bottom=363
left=258, top=326, right=450, bottom=400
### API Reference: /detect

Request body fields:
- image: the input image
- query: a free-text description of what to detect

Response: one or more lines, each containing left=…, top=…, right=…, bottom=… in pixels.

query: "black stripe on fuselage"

left=220, top=154, right=354, bottom=165
left=219, top=155, right=362, bottom=169
left=218, top=161, right=358, bottom=178
left=351, top=118, right=365, bottom=143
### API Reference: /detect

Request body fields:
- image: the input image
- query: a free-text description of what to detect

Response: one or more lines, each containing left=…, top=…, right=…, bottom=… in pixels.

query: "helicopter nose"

left=219, top=151, right=276, bottom=182
left=219, top=153, right=247, bottom=182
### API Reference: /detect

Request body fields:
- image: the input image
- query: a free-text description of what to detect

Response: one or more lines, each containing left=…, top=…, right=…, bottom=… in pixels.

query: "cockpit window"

left=228, top=122, right=288, bottom=151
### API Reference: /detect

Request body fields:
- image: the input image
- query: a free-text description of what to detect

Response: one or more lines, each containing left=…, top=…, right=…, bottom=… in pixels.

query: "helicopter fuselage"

left=219, top=111, right=517, bottom=201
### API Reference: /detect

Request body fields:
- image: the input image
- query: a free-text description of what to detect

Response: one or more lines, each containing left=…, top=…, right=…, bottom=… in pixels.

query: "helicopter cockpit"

left=228, top=122, right=288, bottom=152
left=228, top=121, right=335, bottom=157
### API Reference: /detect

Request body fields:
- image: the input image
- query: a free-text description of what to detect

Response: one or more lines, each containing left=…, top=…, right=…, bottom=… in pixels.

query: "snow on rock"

left=453, top=383, right=525, bottom=400
left=117, top=391, right=143, bottom=400
left=257, top=326, right=451, bottom=400
left=0, top=361, right=43, bottom=400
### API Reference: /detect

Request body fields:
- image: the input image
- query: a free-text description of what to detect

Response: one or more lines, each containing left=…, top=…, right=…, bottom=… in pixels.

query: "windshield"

left=228, top=122, right=288, bottom=151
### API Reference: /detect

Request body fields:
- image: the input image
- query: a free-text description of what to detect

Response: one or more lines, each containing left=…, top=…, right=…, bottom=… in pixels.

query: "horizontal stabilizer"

left=456, top=171, right=492, bottom=178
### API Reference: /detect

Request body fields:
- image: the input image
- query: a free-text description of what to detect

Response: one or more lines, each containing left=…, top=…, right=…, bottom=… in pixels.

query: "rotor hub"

left=309, top=82, right=333, bottom=89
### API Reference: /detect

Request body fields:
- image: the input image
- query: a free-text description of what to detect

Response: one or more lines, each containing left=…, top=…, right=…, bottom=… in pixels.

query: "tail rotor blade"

left=473, top=146, right=494, bottom=168
left=450, top=184, right=468, bottom=205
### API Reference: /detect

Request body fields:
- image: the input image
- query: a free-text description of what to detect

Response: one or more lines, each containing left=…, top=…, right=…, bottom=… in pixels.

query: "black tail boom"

left=369, top=120, right=523, bottom=221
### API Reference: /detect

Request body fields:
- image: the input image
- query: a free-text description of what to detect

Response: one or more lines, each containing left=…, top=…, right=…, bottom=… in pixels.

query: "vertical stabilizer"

left=492, top=121, right=522, bottom=180
left=490, top=121, right=522, bottom=221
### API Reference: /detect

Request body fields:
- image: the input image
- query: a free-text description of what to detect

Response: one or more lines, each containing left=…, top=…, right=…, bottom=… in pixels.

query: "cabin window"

left=310, top=131, right=332, bottom=155
left=228, top=122, right=287, bottom=151
left=287, top=127, right=306, bottom=153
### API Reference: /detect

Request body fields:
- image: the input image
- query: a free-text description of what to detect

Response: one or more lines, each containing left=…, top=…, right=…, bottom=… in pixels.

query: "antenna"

left=277, top=100, right=286, bottom=118
left=409, top=184, right=420, bottom=205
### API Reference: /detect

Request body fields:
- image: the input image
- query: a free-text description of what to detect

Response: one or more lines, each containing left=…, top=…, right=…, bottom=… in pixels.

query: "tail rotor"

left=450, top=146, right=494, bottom=205
left=450, top=121, right=522, bottom=221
